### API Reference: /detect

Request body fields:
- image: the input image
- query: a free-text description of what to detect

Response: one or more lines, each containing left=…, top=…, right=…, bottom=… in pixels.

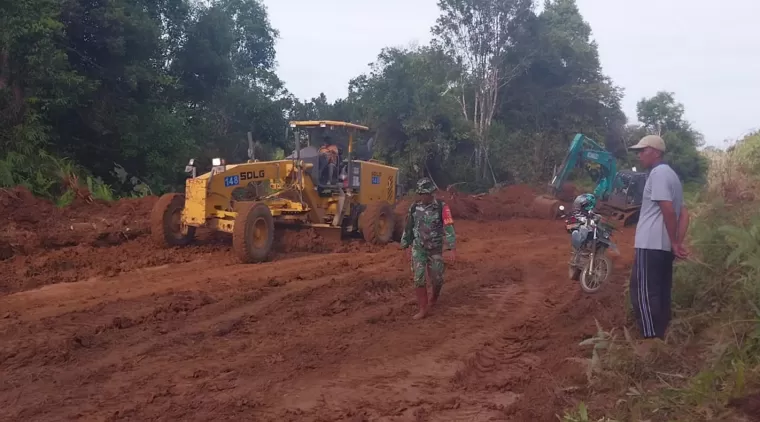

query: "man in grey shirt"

left=628, top=135, right=690, bottom=349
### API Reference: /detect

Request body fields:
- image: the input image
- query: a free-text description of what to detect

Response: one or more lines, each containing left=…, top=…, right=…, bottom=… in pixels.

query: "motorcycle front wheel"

left=580, top=254, right=612, bottom=294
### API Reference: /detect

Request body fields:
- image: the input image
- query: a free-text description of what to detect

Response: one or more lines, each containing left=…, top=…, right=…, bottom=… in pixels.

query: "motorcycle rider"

left=571, top=193, right=596, bottom=217
left=568, top=193, right=598, bottom=250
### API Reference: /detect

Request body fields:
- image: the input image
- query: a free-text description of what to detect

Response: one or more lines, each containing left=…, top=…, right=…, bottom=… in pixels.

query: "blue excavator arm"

left=548, top=133, right=618, bottom=201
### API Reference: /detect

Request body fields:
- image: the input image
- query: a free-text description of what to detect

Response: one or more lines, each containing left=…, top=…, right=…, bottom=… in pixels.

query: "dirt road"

left=0, top=187, right=633, bottom=421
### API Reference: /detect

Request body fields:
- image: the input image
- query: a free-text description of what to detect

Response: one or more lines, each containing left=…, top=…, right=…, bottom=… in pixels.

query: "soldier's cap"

left=416, top=178, right=436, bottom=194
left=629, top=135, right=666, bottom=152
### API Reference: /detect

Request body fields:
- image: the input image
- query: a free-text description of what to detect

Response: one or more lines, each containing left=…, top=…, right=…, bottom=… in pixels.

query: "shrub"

left=0, top=148, right=118, bottom=205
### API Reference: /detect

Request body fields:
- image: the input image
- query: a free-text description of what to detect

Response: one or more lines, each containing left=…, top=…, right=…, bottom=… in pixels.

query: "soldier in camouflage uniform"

left=400, top=178, right=457, bottom=320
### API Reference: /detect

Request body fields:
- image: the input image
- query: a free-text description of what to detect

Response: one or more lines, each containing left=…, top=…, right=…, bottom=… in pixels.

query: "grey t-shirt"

left=634, top=163, right=683, bottom=251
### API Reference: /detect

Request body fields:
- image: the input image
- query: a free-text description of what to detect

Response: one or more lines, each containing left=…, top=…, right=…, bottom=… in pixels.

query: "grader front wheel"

left=232, top=202, right=274, bottom=263
left=359, top=202, right=395, bottom=244
left=150, top=193, right=196, bottom=247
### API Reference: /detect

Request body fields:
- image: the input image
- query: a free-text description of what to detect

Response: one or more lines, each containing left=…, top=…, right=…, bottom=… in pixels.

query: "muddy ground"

left=0, top=185, right=635, bottom=421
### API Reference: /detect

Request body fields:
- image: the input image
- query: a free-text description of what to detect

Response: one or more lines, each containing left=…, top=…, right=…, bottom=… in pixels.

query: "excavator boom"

left=534, top=133, right=647, bottom=226
left=548, top=133, right=618, bottom=201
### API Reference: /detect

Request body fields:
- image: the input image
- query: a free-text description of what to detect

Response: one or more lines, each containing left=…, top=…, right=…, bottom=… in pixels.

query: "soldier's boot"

left=430, top=284, right=442, bottom=307
left=412, top=287, right=429, bottom=320
left=428, top=259, right=444, bottom=307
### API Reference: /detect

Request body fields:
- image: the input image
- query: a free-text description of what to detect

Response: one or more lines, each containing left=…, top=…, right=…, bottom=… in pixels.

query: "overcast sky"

left=262, top=0, right=759, bottom=148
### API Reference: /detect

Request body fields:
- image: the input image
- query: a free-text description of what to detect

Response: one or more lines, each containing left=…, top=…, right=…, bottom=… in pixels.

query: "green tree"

left=636, top=91, right=687, bottom=134
left=2, top=0, right=292, bottom=197
left=0, top=0, right=709, bottom=202
left=347, top=46, right=468, bottom=187
left=323, top=0, right=627, bottom=191
left=287, top=93, right=356, bottom=122
left=432, top=0, right=536, bottom=184
left=494, top=0, right=626, bottom=182
left=173, top=0, right=287, bottom=169
left=49, top=0, right=199, bottom=192
left=633, top=91, right=708, bottom=184
left=0, top=0, right=91, bottom=195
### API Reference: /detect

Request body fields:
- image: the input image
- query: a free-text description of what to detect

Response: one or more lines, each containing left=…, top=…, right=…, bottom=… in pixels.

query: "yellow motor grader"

left=150, top=120, right=401, bottom=263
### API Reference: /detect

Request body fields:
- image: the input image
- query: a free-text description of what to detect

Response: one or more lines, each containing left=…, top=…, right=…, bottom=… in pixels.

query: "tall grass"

left=559, top=133, right=760, bottom=421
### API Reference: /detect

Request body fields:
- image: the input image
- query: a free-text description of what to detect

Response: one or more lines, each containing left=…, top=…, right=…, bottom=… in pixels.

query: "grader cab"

left=150, top=121, right=401, bottom=263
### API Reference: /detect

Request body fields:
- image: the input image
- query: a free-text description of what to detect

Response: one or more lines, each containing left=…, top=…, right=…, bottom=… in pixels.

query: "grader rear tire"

left=232, top=202, right=274, bottom=263
left=359, top=202, right=395, bottom=244
left=150, top=193, right=196, bottom=247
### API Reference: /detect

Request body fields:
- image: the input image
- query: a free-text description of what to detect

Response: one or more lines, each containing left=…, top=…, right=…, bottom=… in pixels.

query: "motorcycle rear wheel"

left=579, top=254, right=612, bottom=293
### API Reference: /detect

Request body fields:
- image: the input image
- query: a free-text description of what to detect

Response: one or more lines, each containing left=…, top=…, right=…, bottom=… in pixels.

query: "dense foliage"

left=0, top=0, right=706, bottom=200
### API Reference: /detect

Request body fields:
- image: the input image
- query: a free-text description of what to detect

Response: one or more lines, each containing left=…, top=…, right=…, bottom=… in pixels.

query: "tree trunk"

left=481, top=145, right=488, bottom=181
left=0, top=49, right=8, bottom=90
left=0, top=49, right=25, bottom=123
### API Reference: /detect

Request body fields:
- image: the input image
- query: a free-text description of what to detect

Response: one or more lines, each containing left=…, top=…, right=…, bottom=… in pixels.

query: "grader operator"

left=317, top=134, right=339, bottom=185
left=150, top=120, right=401, bottom=263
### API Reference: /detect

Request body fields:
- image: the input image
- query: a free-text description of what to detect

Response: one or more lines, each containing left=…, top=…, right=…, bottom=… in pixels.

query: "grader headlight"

left=185, top=158, right=197, bottom=178
left=211, top=157, right=227, bottom=175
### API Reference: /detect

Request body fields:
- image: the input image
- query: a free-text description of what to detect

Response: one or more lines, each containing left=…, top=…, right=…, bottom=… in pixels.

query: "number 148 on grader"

left=150, top=121, right=402, bottom=263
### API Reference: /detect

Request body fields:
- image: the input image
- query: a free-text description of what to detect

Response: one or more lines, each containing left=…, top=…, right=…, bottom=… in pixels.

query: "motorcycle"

left=558, top=205, right=619, bottom=293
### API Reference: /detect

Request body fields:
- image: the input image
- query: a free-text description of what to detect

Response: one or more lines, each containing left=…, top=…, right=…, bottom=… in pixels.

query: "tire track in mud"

left=0, top=243, right=414, bottom=421
left=0, top=219, right=633, bottom=422
left=430, top=245, right=579, bottom=421
left=0, top=251, right=397, bottom=365
left=263, top=231, right=577, bottom=422
left=0, top=227, right=478, bottom=420
left=443, top=229, right=636, bottom=422
left=2, top=239, right=436, bottom=420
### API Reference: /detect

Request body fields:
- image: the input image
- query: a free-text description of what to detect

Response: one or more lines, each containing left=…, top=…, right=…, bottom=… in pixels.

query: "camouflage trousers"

left=411, top=247, right=445, bottom=289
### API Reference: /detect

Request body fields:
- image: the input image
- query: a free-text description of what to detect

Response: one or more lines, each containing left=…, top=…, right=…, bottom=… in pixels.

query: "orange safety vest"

left=319, top=144, right=338, bottom=164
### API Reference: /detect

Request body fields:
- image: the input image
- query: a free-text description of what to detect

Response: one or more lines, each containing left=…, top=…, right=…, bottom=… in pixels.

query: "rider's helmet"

left=572, top=193, right=596, bottom=213
left=416, top=177, right=436, bottom=195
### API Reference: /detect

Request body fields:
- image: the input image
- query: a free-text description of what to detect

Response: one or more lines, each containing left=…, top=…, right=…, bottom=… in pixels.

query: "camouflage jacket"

left=400, top=199, right=456, bottom=251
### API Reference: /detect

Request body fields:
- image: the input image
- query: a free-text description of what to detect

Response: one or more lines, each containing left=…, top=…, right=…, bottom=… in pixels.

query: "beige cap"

left=629, top=135, right=666, bottom=152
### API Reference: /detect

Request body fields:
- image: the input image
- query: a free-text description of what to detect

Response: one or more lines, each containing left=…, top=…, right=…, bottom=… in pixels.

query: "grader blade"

left=310, top=224, right=344, bottom=242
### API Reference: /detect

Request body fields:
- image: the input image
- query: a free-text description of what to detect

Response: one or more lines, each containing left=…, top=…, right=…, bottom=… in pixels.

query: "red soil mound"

left=1, top=183, right=554, bottom=295
left=394, top=184, right=547, bottom=222
left=1, top=186, right=156, bottom=257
